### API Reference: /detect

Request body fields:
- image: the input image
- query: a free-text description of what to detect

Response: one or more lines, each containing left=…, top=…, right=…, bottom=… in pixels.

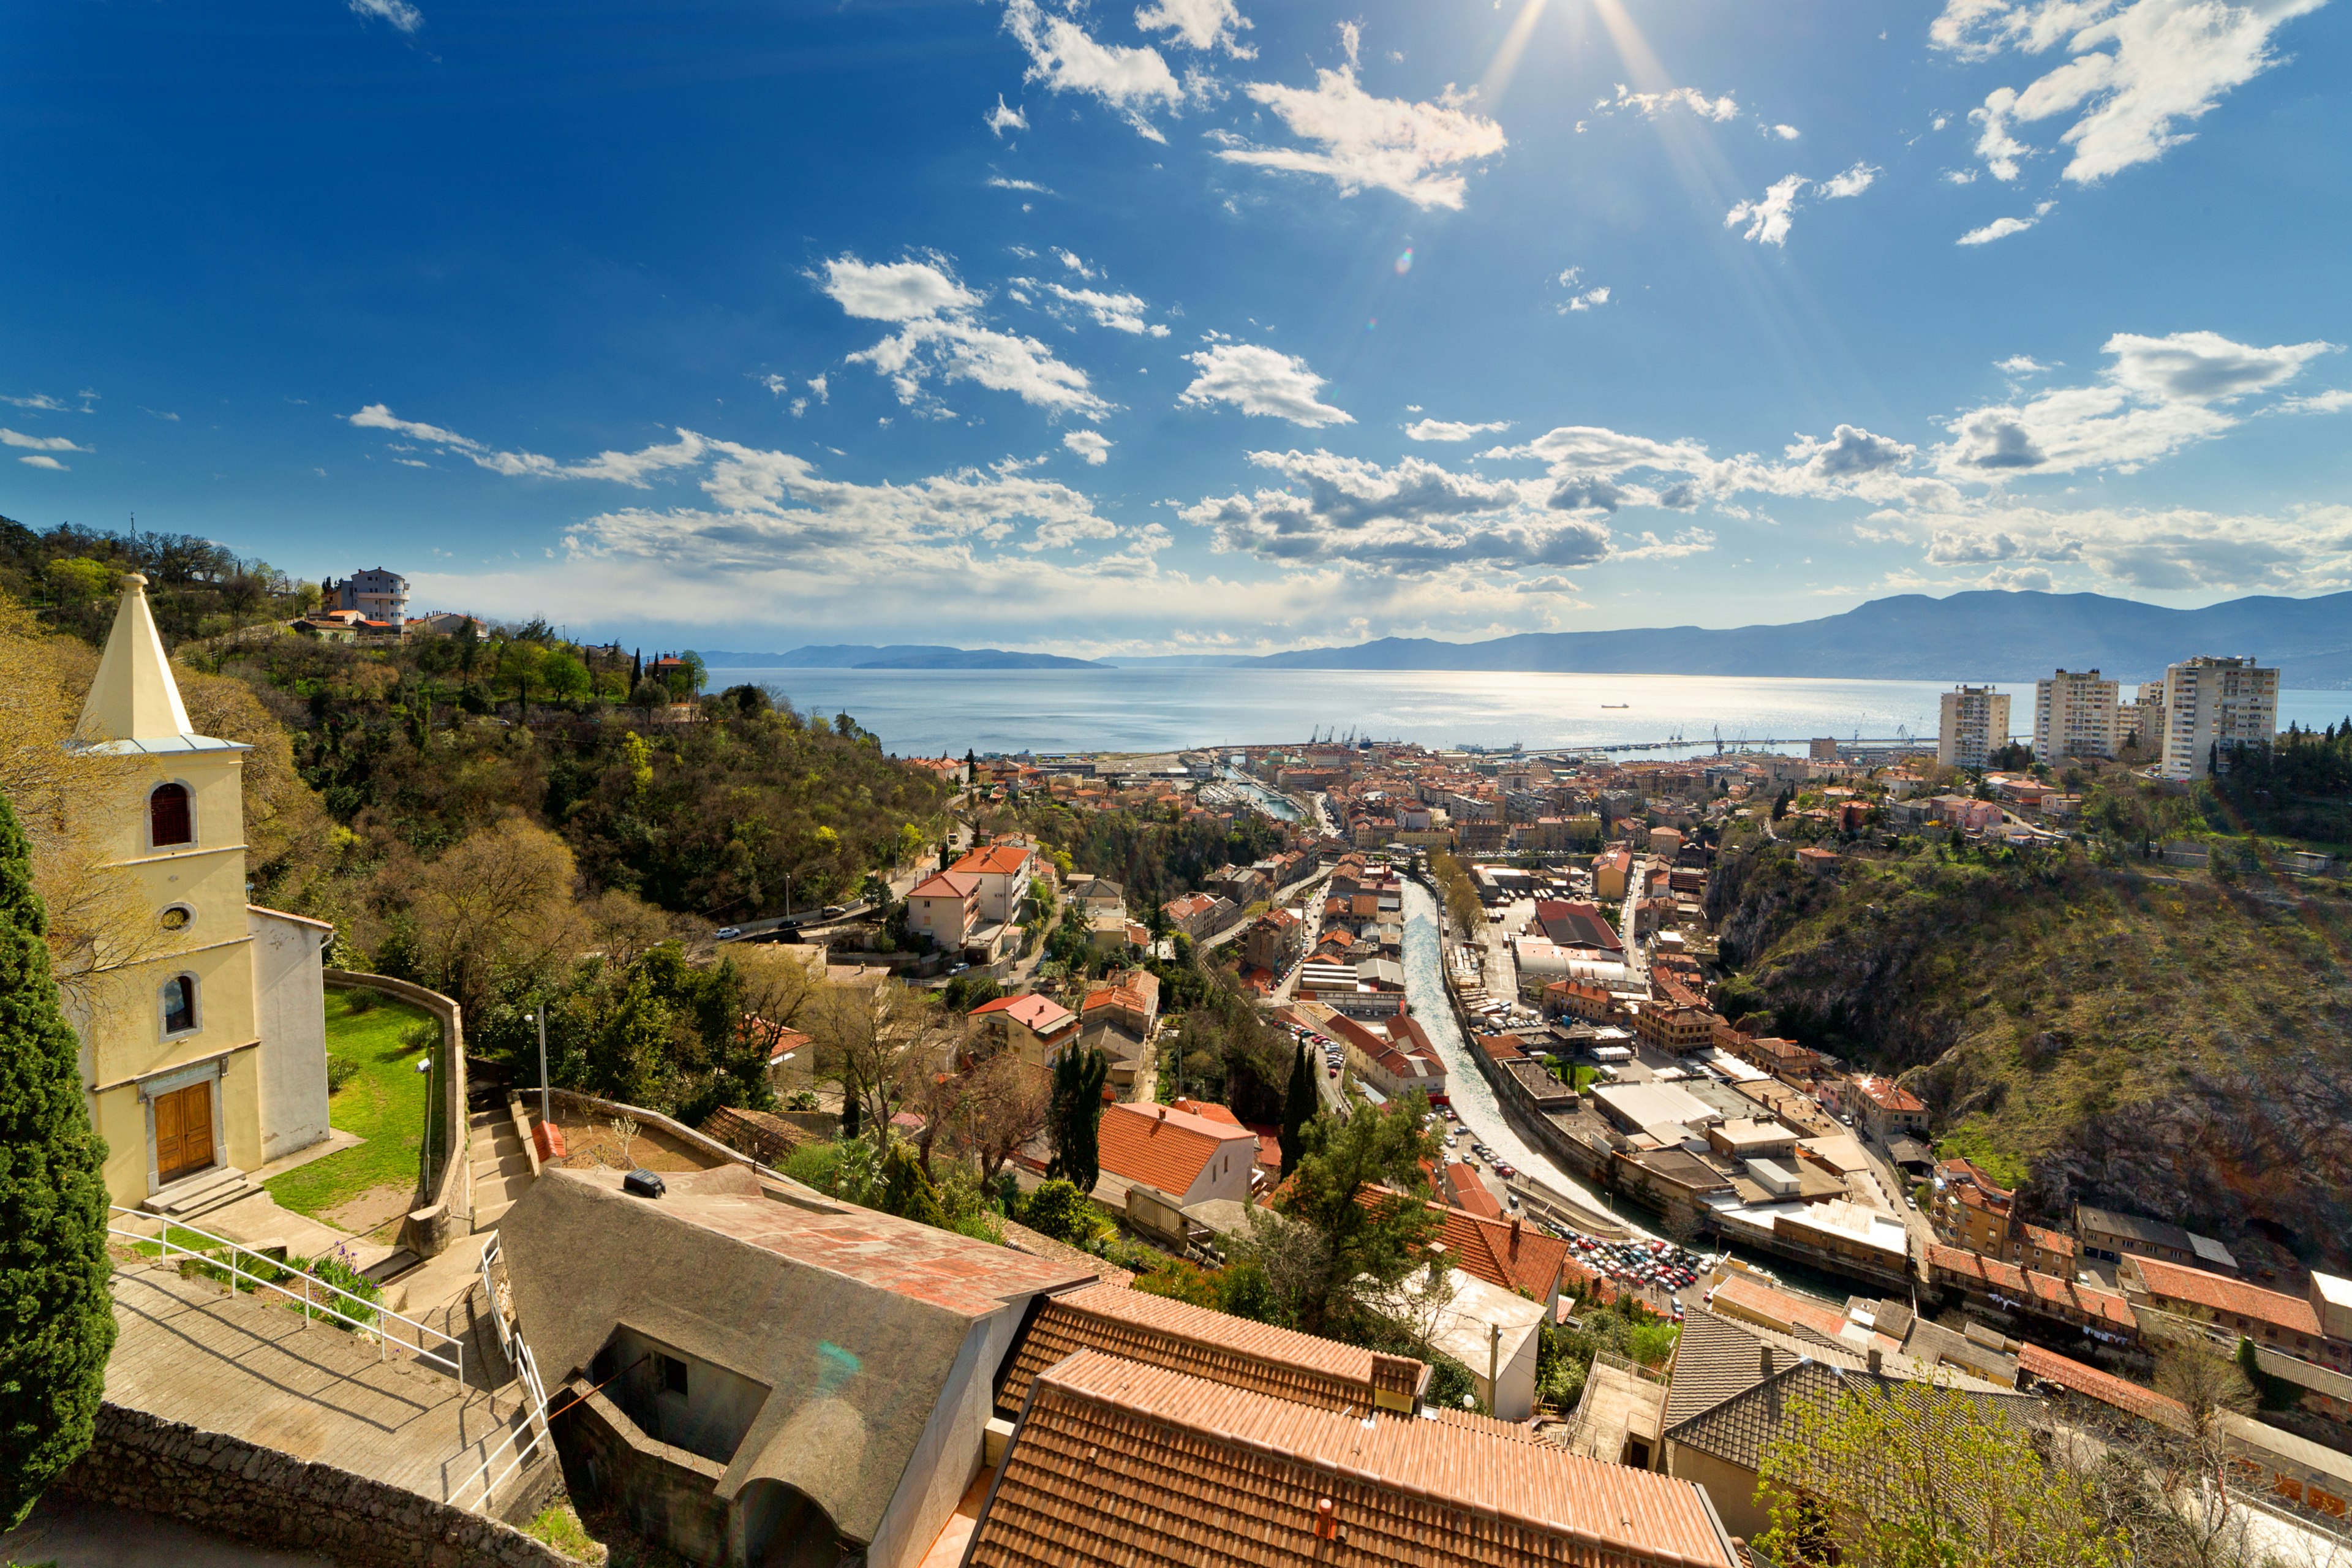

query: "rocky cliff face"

left=1708, top=838, right=2352, bottom=1272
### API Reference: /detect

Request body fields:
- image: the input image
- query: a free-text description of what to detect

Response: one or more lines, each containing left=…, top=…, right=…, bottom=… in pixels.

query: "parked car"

left=712, top=926, right=742, bottom=940
left=822, top=903, right=846, bottom=918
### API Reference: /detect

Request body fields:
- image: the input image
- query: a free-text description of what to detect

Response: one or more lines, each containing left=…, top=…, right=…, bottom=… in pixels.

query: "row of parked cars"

left=1288, top=1022, right=1345, bottom=1080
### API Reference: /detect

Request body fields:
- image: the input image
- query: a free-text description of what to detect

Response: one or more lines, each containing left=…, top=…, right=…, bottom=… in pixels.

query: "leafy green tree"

left=585, top=970, right=673, bottom=1108
left=1271, top=1093, right=1442, bottom=1332
left=879, top=1140, right=948, bottom=1228
left=1755, top=1380, right=2125, bottom=1568
left=0, top=793, right=116, bottom=1528
left=1278, top=1042, right=1315, bottom=1174
left=1046, top=1047, right=1110, bottom=1192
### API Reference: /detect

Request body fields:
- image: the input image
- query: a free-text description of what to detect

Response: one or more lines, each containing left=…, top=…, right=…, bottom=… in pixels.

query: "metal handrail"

left=110, top=1205, right=462, bottom=1381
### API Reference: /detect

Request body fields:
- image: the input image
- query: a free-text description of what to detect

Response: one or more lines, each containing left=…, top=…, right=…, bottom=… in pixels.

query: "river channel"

left=1398, top=878, right=1853, bottom=1306
left=1398, top=879, right=1650, bottom=1234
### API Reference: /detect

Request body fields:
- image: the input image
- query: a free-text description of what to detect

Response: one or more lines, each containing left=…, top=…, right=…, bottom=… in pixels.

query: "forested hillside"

left=1709, top=835, right=2352, bottom=1272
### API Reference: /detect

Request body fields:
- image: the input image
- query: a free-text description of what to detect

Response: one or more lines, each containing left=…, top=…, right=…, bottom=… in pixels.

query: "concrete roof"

left=497, top=1167, right=1091, bottom=1545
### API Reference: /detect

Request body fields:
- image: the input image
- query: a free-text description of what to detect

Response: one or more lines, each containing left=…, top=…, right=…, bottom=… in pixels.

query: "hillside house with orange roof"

left=968, top=992, right=1079, bottom=1068
left=947, top=843, right=1033, bottom=924
left=1095, top=1101, right=1259, bottom=1207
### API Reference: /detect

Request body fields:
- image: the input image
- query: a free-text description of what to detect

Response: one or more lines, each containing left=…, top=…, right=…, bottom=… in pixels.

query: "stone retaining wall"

left=55, top=1403, right=576, bottom=1568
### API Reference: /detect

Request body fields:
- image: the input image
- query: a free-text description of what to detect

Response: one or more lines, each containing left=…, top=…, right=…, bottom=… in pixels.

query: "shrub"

left=325, top=1052, right=360, bottom=1094
left=1021, top=1178, right=1101, bottom=1245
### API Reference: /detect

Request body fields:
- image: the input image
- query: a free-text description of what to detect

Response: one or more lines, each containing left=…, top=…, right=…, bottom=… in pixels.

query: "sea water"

left=702, top=665, right=2352, bottom=757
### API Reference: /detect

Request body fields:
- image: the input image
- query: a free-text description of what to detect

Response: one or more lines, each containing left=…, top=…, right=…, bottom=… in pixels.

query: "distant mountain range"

left=1238, top=591, right=2352, bottom=687
left=696, top=590, right=2352, bottom=686
left=700, top=644, right=1104, bottom=670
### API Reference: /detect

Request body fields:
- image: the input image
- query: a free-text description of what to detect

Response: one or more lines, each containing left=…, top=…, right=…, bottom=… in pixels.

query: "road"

left=1619, top=853, right=1649, bottom=982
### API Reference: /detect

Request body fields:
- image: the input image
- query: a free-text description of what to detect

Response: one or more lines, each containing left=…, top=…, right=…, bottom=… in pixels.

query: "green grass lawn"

left=263, top=987, right=438, bottom=1222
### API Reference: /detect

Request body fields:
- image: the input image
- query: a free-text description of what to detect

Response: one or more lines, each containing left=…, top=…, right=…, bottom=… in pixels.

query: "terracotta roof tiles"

left=995, top=1281, right=1425, bottom=1417
left=2124, top=1254, right=2322, bottom=1337
left=973, top=1349, right=1741, bottom=1568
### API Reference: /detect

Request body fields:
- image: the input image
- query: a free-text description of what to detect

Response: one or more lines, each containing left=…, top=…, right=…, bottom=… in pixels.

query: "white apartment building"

left=2160, top=656, right=2279, bottom=779
left=2032, top=668, right=2120, bottom=762
left=1937, top=685, right=2012, bottom=770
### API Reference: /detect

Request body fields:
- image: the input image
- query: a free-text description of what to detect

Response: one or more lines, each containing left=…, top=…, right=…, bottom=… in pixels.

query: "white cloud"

left=1042, top=283, right=1168, bottom=336
left=816, top=254, right=1110, bottom=419
left=1936, top=328, right=2339, bottom=475
left=1902, top=501, right=2352, bottom=592
left=986, top=94, right=1029, bottom=137
left=1181, top=449, right=1613, bottom=571
left=1, top=392, right=72, bottom=411
left=1724, top=163, right=1876, bottom=245
left=2281, top=388, right=2352, bottom=413
left=1488, top=418, right=1954, bottom=513
left=1, top=428, right=89, bottom=453
left=1997, top=355, right=2052, bottom=372
left=807, top=374, right=829, bottom=403
left=1055, top=249, right=1093, bottom=277
left=1598, top=82, right=1739, bottom=122
left=1958, top=213, right=2035, bottom=244
left=347, top=404, right=714, bottom=486
left=1938, top=0, right=2327, bottom=185
left=1063, top=429, right=1112, bottom=464
left=1215, top=63, right=1507, bottom=209
left=1134, top=0, right=1254, bottom=56
left=17, top=454, right=67, bottom=470
left=1784, top=424, right=1917, bottom=479
left=1818, top=160, right=1880, bottom=198
left=1956, top=201, right=2051, bottom=243
left=349, top=0, right=423, bottom=32
left=1178, top=344, right=1352, bottom=426
left=1772, top=123, right=1801, bottom=140
left=1406, top=418, right=1511, bottom=441
left=816, top=255, right=981, bottom=323
left=1553, top=268, right=1612, bottom=312
left=1003, top=0, right=1185, bottom=141
left=988, top=175, right=1054, bottom=194
left=1724, top=174, right=1809, bottom=245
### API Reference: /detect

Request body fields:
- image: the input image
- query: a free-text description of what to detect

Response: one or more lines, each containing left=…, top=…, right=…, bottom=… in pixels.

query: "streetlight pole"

left=526, top=1005, right=549, bottom=1129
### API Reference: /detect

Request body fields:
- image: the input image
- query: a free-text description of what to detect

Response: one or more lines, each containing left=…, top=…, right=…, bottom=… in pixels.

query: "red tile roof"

left=1445, top=1164, right=1502, bottom=1219
left=1433, top=1206, right=1567, bottom=1300
left=1096, top=1102, right=1256, bottom=1196
left=970, top=993, right=1076, bottom=1033
left=2124, top=1254, right=2322, bottom=1337
left=971, top=1350, right=1741, bottom=1568
left=995, top=1281, right=1425, bottom=1416
left=1706, top=1270, right=1856, bottom=1346
left=909, top=870, right=981, bottom=900
left=1856, top=1075, right=1928, bottom=1114
left=951, top=845, right=1032, bottom=876
left=1170, top=1098, right=1243, bottom=1127
left=2018, top=1343, right=2185, bottom=1427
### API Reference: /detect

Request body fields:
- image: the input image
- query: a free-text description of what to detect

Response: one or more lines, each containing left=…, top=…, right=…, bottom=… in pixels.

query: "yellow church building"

left=69, top=574, right=336, bottom=1215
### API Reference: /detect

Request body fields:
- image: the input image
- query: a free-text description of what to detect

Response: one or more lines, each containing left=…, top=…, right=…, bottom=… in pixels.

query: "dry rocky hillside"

left=1708, top=837, right=2352, bottom=1275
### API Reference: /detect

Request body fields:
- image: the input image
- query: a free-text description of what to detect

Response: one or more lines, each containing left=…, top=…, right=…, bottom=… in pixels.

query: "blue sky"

left=4, top=0, right=2347, bottom=655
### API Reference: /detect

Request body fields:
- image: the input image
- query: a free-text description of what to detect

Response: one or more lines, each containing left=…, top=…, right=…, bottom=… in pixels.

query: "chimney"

left=1509, top=1216, right=1522, bottom=1260
left=1314, top=1499, right=1337, bottom=1541
left=1760, top=1343, right=1773, bottom=1380
left=1868, top=1346, right=1883, bottom=1374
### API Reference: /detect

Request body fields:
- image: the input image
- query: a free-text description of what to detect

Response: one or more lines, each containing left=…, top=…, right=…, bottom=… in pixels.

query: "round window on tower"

left=160, top=905, right=194, bottom=933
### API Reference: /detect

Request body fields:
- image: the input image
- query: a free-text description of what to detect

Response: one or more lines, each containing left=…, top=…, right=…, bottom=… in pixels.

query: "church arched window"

left=149, top=783, right=194, bottom=848
left=161, top=973, right=199, bottom=1036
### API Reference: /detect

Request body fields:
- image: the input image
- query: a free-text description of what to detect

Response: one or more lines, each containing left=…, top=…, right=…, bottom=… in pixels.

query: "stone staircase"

left=468, top=1098, right=535, bottom=1231
left=140, top=1165, right=263, bottom=1223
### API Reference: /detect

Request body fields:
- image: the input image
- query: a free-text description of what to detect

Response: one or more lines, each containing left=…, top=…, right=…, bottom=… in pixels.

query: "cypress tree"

left=1046, top=1047, right=1109, bottom=1193
left=1279, top=1041, right=1315, bottom=1175
left=0, top=792, right=117, bottom=1528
